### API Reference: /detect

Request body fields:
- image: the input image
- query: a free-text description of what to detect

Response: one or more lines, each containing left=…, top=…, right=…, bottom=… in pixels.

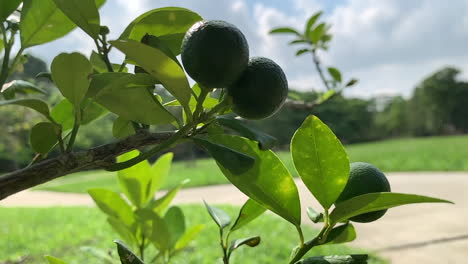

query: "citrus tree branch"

left=0, top=130, right=175, bottom=200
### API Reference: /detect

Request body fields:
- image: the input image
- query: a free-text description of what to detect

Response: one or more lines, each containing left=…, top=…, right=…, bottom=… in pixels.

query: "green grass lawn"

left=36, top=135, right=468, bottom=194
left=0, top=206, right=384, bottom=264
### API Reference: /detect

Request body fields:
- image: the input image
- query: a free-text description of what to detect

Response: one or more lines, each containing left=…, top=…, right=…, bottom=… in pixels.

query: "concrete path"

left=2, top=172, right=468, bottom=264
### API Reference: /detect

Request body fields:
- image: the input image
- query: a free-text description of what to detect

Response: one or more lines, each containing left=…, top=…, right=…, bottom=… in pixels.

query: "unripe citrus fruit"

left=181, top=20, right=249, bottom=88
left=227, top=57, right=288, bottom=120
left=336, top=162, right=391, bottom=223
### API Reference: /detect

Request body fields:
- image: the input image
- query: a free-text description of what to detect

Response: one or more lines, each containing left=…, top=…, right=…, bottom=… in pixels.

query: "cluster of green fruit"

left=181, top=20, right=288, bottom=120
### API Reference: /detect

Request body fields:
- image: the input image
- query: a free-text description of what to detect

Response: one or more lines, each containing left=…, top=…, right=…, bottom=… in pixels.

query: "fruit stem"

left=311, top=49, right=332, bottom=91
left=66, top=108, right=81, bottom=152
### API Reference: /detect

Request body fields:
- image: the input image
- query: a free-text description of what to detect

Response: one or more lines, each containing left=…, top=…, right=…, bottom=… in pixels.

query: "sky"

left=25, top=0, right=468, bottom=98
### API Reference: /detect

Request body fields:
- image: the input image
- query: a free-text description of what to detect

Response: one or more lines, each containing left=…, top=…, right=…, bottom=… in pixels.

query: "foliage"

left=0, top=3, right=453, bottom=264
left=88, top=151, right=203, bottom=263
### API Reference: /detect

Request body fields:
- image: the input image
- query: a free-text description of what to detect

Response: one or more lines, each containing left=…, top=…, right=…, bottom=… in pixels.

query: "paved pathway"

left=2, top=172, right=468, bottom=264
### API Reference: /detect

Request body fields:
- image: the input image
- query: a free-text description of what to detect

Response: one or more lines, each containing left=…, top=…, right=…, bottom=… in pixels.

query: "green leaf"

left=87, top=72, right=128, bottom=98
left=116, top=150, right=152, bottom=208
left=148, top=179, right=189, bottom=214
left=52, top=0, right=101, bottom=38
left=305, top=12, right=323, bottom=37
left=296, top=49, right=311, bottom=56
left=51, top=99, right=107, bottom=131
left=93, top=73, right=176, bottom=125
left=30, top=122, right=59, bottom=154
left=0, top=98, right=50, bottom=117
left=147, top=211, right=171, bottom=252
left=230, top=199, right=266, bottom=232
left=204, top=201, right=232, bottom=231
left=44, top=256, right=69, bottom=264
left=316, top=90, right=336, bottom=105
left=0, top=0, right=22, bottom=21
left=192, top=136, right=255, bottom=175
left=229, top=236, right=261, bottom=251
left=289, top=39, right=310, bottom=45
left=164, top=206, right=186, bottom=247
left=216, top=117, right=278, bottom=150
left=114, top=240, right=144, bottom=264
left=1, top=80, right=47, bottom=99
left=269, top=27, right=301, bottom=36
left=345, top=79, right=358, bottom=87
left=51, top=52, right=93, bottom=107
left=20, top=0, right=90, bottom=48
left=119, top=7, right=202, bottom=55
left=208, top=134, right=301, bottom=226
left=330, top=192, right=453, bottom=224
left=36, top=72, right=53, bottom=81
left=174, top=224, right=204, bottom=250
left=307, top=207, right=323, bottom=223
left=107, top=217, right=137, bottom=247
left=112, top=116, right=135, bottom=139
left=298, top=255, right=368, bottom=264
left=324, top=223, right=356, bottom=244
left=148, top=152, right=173, bottom=199
left=310, top=23, right=326, bottom=44
left=90, top=51, right=123, bottom=73
left=88, top=188, right=134, bottom=226
left=291, top=115, right=350, bottom=209
left=327, top=67, right=342, bottom=83
left=110, top=39, right=192, bottom=116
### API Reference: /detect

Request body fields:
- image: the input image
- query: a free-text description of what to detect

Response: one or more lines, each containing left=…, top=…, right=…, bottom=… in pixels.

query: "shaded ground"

left=2, top=172, right=468, bottom=264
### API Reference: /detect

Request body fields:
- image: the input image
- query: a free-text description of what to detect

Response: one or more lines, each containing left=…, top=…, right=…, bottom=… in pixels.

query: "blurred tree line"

left=1, top=55, right=467, bottom=171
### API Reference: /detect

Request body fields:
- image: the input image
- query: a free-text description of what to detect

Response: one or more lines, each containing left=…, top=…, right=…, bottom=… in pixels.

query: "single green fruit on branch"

left=336, top=162, right=391, bottom=223
left=227, top=57, right=288, bottom=120
left=181, top=20, right=249, bottom=89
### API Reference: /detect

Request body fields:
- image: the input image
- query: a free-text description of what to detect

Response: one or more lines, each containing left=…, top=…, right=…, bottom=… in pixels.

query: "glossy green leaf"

left=51, top=52, right=93, bottom=106
left=327, top=67, right=342, bottom=83
left=114, top=240, right=144, bottom=264
left=204, top=201, right=232, bottom=231
left=1, top=80, right=47, bottom=99
left=305, top=12, right=323, bottom=37
left=51, top=99, right=107, bottom=131
left=0, top=98, right=50, bottom=117
left=310, top=23, right=326, bottom=44
left=324, top=223, right=356, bottom=244
left=148, top=152, right=173, bottom=199
left=298, top=255, right=368, bottom=264
left=307, top=207, right=323, bottom=223
left=164, top=206, right=186, bottom=247
left=0, top=0, right=22, bottom=21
left=112, top=116, right=135, bottom=139
left=52, top=0, right=101, bottom=38
left=110, top=39, right=191, bottom=116
left=209, top=134, right=301, bottom=226
left=229, top=236, right=261, bottom=251
left=119, top=7, right=202, bottom=55
left=174, top=224, right=204, bottom=250
left=269, top=27, right=301, bottom=35
left=216, top=117, right=278, bottom=150
left=291, top=115, right=350, bottom=209
left=230, top=199, right=266, bottom=232
left=139, top=34, right=180, bottom=66
left=116, top=150, right=152, bottom=208
left=296, top=49, right=311, bottom=56
left=107, top=217, right=137, bottom=247
left=193, top=137, right=255, bottom=175
left=88, top=188, right=134, bottom=226
left=330, top=192, right=453, bottom=224
left=44, top=256, right=68, bottom=264
left=30, top=122, right=59, bottom=154
left=94, top=73, right=176, bottom=125
left=148, top=179, right=189, bottom=214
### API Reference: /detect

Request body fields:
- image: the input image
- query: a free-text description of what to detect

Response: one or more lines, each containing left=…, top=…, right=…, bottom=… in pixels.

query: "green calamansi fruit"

left=336, top=162, right=391, bottom=223
left=227, top=57, right=288, bottom=120
left=181, top=20, right=249, bottom=89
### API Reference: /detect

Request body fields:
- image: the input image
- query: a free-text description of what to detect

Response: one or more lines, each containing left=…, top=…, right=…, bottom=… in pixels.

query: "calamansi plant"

left=0, top=1, right=453, bottom=264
